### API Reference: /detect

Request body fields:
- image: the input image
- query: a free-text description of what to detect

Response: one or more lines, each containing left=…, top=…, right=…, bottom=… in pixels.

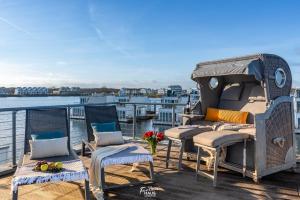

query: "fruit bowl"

left=33, top=161, right=64, bottom=173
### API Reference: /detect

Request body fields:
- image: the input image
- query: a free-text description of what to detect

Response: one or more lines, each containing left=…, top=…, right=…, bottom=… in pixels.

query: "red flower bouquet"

left=143, top=131, right=164, bottom=155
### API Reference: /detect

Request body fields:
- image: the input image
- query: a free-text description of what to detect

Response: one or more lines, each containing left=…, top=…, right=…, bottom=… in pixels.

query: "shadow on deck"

left=1, top=144, right=299, bottom=200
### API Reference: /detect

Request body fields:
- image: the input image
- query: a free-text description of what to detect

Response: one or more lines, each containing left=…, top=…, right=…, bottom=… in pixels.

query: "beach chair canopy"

left=192, top=55, right=264, bottom=81
left=191, top=54, right=292, bottom=120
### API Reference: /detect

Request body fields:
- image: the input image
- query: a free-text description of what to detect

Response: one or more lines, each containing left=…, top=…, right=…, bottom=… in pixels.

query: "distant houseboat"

left=71, top=95, right=154, bottom=122
left=72, top=88, right=200, bottom=125
left=153, top=88, right=200, bottom=125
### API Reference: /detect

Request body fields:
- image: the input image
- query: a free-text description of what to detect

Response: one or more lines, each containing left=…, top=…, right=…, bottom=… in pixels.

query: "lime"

left=41, top=164, right=48, bottom=171
left=55, top=162, right=63, bottom=170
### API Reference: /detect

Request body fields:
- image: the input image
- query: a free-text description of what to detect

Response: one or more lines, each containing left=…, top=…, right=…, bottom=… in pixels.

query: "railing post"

left=172, top=104, right=176, bottom=127
left=133, top=104, right=136, bottom=139
left=154, top=104, right=156, bottom=114
left=12, top=111, right=17, bottom=167
left=67, top=106, right=71, bottom=130
left=67, top=106, right=71, bottom=148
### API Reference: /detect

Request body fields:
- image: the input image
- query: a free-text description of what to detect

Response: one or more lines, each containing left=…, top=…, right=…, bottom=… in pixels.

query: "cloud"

left=0, top=60, right=197, bottom=88
left=0, top=61, right=76, bottom=87
left=87, top=2, right=133, bottom=58
left=0, top=16, right=33, bottom=37
left=91, top=24, right=132, bottom=57
left=93, top=26, right=104, bottom=39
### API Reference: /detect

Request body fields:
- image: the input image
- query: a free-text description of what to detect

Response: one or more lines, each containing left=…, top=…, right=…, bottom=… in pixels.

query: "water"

left=0, top=96, right=170, bottom=164
left=0, top=96, right=80, bottom=108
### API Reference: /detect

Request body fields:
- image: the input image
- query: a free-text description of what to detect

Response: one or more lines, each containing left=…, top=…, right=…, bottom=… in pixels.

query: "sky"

left=0, top=0, right=300, bottom=89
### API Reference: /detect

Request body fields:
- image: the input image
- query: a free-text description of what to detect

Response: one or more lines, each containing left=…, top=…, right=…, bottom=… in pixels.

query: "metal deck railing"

left=0, top=101, right=299, bottom=175
left=0, top=102, right=185, bottom=174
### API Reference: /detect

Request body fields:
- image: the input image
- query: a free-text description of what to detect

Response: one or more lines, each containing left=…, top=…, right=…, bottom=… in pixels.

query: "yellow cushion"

left=205, top=107, right=248, bottom=124
left=204, top=107, right=219, bottom=122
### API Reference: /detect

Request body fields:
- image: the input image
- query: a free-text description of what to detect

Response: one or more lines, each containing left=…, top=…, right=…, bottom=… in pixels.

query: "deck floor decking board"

left=0, top=143, right=299, bottom=200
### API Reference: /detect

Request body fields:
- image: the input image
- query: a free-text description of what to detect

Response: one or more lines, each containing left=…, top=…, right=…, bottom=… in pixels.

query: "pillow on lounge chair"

left=30, top=137, right=69, bottom=159
left=93, top=131, right=124, bottom=146
left=205, top=107, right=248, bottom=124
left=91, top=122, right=117, bottom=132
left=31, top=131, right=64, bottom=140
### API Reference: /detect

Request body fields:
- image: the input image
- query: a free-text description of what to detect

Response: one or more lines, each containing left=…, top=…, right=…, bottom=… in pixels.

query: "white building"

left=153, top=89, right=200, bottom=125
left=116, top=96, right=150, bottom=121
left=72, top=95, right=150, bottom=122
left=188, top=88, right=201, bottom=103
left=71, top=87, right=80, bottom=92
left=292, top=88, right=300, bottom=133
left=167, top=85, right=182, bottom=96
left=14, top=87, right=48, bottom=95
left=58, top=87, right=71, bottom=95
left=153, top=96, right=186, bottom=125
left=119, top=88, right=152, bottom=96
left=119, top=88, right=140, bottom=96
left=157, top=88, right=166, bottom=95
left=57, top=87, right=81, bottom=95
left=0, top=87, right=9, bottom=96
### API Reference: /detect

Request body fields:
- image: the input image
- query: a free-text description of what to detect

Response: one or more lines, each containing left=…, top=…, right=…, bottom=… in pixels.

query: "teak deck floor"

left=1, top=144, right=300, bottom=200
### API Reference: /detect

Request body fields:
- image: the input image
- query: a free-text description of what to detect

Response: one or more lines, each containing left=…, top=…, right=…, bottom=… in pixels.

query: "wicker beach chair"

left=187, top=53, right=296, bottom=184
left=11, top=108, right=90, bottom=200
left=82, top=105, right=154, bottom=191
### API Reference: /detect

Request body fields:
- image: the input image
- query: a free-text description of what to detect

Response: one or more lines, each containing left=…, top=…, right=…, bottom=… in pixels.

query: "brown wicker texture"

left=260, top=54, right=292, bottom=101
left=265, top=102, right=293, bottom=169
left=192, top=54, right=292, bottom=105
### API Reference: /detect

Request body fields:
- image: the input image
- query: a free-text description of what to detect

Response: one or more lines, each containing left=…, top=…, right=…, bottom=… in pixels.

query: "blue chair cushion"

left=31, top=131, right=65, bottom=140
left=91, top=122, right=117, bottom=132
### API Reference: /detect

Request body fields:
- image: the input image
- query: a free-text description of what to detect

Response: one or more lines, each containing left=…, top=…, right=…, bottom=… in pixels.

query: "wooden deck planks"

left=0, top=143, right=299, bottom=200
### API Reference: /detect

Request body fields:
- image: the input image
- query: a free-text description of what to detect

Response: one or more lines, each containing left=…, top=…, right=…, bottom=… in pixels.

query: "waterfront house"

left=292, top=88, right=300, bottom=134
left=0, top=87, right=10, bottom=96
left=167, top=85, right=183, bottom=96
left=14, top=87, right=48, bottom=96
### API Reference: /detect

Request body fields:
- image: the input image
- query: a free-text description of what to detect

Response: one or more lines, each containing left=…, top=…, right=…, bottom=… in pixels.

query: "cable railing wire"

left=0, top=101, right=184, bottom=173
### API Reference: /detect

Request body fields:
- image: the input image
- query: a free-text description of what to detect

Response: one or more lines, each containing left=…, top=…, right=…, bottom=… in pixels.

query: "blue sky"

left=0, top=0, right=300, bottom=89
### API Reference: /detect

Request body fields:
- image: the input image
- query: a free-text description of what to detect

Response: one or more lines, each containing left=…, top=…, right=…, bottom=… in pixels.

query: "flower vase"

left=150, top=143, right=157, bottom=155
